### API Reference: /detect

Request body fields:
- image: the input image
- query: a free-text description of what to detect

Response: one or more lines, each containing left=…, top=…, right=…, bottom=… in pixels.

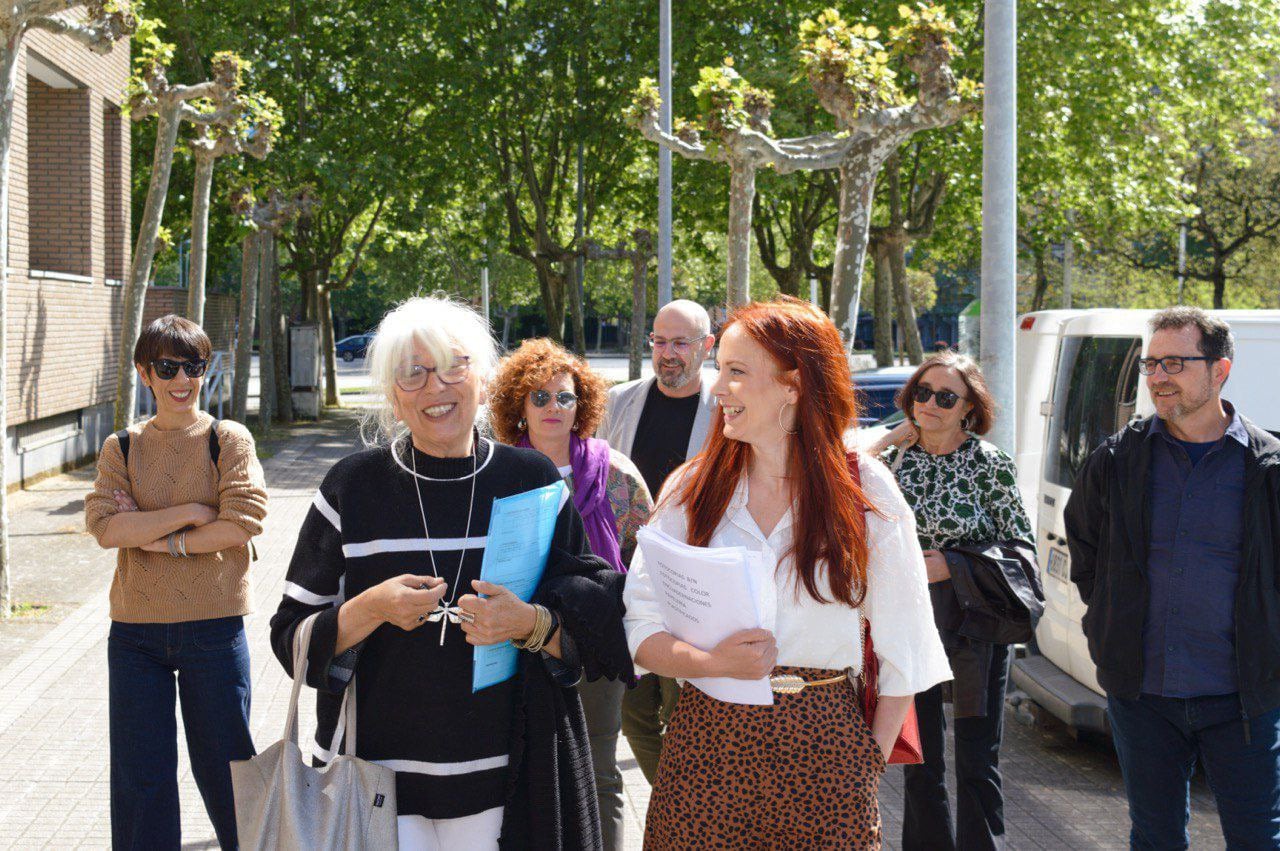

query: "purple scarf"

left=518, top=432, right=624, bottom=572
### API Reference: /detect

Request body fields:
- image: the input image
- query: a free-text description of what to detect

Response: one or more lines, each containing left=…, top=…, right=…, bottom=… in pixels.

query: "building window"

left=26, top=53, right=91, bottom=280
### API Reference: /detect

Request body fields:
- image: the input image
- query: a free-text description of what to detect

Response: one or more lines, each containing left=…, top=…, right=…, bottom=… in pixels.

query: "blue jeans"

left=108, top=616, right=256, bottom=850
left=1107, top=692, right=1280, bottom=850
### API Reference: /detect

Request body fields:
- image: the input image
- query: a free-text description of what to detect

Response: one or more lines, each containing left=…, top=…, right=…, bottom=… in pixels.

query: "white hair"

left=360, top=295, right=498, bottom=446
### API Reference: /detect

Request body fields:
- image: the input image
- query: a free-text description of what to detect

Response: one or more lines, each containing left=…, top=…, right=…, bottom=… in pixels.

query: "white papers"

left=635, top=526, right=774, bottom=705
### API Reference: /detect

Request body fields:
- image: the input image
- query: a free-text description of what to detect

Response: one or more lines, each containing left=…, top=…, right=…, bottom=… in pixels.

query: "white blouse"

left=623, top=452, right=952, bottom=697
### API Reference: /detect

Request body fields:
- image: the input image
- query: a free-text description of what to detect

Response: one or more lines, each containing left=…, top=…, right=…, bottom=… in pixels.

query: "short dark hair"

left=1149, top=306, right=1234, bottom=362
left=133, top=315, right=212, bottom=370
left=896, top=351, right=997, bottom=435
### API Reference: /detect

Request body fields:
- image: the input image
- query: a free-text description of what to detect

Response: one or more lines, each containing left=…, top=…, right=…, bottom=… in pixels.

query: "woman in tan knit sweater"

left=85, top=315, right=268, bottom=850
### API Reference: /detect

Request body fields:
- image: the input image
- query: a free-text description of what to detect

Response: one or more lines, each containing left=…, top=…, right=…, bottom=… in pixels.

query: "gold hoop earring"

left=778, top=401, right=798, bottom=435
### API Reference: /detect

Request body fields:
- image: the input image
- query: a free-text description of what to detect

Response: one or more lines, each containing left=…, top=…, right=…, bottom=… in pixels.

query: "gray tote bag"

left=231, top=613, right=398, bottom=850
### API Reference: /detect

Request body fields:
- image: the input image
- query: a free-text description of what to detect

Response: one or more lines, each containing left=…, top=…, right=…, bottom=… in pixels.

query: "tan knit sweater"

left=85, top=413, right=269, bottom=623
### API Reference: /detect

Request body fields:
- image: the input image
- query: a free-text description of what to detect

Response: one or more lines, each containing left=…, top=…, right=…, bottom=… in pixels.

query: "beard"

left=656, top=356, right=696, bottom=389
left=1154, top=375, right=1214, bottom=423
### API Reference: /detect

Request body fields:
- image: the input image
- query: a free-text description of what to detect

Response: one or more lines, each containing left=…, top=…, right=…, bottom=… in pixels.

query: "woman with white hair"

left=269, top=296, right=633, bottom=850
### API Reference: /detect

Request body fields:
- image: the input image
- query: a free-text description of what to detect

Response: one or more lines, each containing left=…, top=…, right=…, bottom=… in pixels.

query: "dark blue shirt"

left=1141, top=402, right=1248, bottom=697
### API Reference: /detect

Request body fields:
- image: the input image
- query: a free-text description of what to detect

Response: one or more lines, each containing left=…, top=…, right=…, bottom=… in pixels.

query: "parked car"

left=335, top=334, right=372, bottom=362
left=1013, top=309, right=1280, bottom=734
left=851, top=365, right=915, bottom=426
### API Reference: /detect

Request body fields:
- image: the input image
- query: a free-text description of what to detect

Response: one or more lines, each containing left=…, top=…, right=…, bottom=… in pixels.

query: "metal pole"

left=980, top=0, right=1017, bottom=455
left=1062, top=236, right=1074, bottom=309
left=657, top=0, right=673, bottom=306
left=810, top=277, right=820, bottom=308
left=1176, top=222, right=1187, bottom=304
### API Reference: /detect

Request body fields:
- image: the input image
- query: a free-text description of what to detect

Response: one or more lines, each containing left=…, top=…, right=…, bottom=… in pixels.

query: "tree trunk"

left=829, top=161, right=878, bottom=349
left=0, top=39, right=22, bottom=616
left=1030, top=246, right=1049, bottom=313
left=535, top=261, right=567, bottom=345
left=567, top=259, right=586, bottom=355
left=232, top=231, right=260, bottom=422
left=595, top=317, right=605, bottom=353
left=889, top=241, right=925, bottom=364
left=115, top=102, right=184, bottom=429
left=272, top=249, right=292, bottom=424
left=256, top=231, right=276, bottom=431
left=1212, top=264, right=1226, bottom=309
left=501, top=308, right=513, bottom=349
left=872, top=243, right=893, bottom=366
left=320, top=285, right=339, bottom=408
left=186, top=153, right=215, bottom=325
left=630, top=250, right=647, bottom=382
left=726, top=162, right=756, bottom=310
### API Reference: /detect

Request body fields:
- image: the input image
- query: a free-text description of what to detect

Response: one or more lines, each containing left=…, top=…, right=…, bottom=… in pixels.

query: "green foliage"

left=123, top=17, right=174, bottom=116
left=797, top=8, right=902, bottom=115
left=888, top=3, right=960, bottom=59
left=690, top=59, right=775, bottom=137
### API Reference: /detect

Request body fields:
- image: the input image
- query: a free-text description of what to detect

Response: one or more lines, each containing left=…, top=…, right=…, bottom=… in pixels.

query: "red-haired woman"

left=623, top=297, right=951, bottom=848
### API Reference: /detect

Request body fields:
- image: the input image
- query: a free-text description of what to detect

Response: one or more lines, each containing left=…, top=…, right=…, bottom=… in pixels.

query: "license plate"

left=1046, top=546, right=1069, bottom=582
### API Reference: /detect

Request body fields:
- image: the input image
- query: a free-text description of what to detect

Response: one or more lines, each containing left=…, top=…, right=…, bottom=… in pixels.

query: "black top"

left=629, top=381, right=701, bottom=497
left=269, top=437, right=634, bottom=834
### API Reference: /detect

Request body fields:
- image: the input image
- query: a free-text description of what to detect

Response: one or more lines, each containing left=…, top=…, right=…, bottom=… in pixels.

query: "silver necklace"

left=409, top=435, right=478, bottom=645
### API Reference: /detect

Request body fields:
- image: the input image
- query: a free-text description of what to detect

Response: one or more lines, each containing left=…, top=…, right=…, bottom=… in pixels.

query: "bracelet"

left=178, top=530, right=189, bottom=558
left=167, top=532, right=179, bottom=558
left=513, top=605, right=552, bottom=653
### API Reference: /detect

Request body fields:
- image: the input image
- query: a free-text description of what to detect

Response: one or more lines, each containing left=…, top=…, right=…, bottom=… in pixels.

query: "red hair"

left=669, top=296, right=872, bottom=607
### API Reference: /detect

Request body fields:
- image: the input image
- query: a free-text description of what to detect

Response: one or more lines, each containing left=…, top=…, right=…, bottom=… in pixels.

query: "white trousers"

left=397, top=806, right=504, bottom=850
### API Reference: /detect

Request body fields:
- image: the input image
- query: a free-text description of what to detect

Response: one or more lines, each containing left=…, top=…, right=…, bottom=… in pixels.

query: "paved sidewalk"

left=0, top=408, right=1226, bottom=849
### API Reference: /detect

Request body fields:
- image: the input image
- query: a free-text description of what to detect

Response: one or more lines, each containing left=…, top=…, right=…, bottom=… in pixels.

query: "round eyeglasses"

left=394, top=356, right=471, bottom=392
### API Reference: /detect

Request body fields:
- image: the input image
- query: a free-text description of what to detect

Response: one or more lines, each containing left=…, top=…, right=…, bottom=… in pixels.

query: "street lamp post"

left=980, top=0, right=1017, bottom=455
left=658, top=0, right=673, bottom=308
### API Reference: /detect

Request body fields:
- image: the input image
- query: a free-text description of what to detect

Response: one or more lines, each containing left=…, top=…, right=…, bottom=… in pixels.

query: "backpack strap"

left=208, top=418, right=221, bottom=468
left=118, top=421, right=220, bottom=467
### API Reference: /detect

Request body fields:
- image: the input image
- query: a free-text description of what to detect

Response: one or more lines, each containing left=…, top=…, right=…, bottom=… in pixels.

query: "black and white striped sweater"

left=269, top=437, right=619, bottom=824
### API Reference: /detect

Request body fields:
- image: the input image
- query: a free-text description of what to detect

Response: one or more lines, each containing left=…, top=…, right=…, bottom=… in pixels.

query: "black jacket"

left=931, top=541, right=1043, bottom=716
left=1064, top=414, right=1280, bottom=717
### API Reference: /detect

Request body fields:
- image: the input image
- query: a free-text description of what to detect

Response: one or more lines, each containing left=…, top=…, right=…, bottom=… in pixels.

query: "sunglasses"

left=150, top=358, right=208, bottom=380
left=530, top=390, right=578, bottom=410
left=395, top=357, right=471, bottom=392
left=912, top=385, right=965, bottom=410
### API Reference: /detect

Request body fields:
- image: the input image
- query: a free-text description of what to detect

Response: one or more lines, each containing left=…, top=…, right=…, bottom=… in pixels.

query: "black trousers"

left=902, top=642, right=1011, bottom=851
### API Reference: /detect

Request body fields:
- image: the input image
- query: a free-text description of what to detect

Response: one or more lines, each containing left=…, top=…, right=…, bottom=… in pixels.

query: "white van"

left=1012, top=309, right=1280, bottom=732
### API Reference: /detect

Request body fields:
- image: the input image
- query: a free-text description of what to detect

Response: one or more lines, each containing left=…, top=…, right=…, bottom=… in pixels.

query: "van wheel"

left=342, top=351, right=355, bottom=362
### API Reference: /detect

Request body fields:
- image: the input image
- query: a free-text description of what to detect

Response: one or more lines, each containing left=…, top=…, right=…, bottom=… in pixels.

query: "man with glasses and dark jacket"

left=1065, top=306, right=1280, bottom=849
left=596, top=298, right=717, bottom=784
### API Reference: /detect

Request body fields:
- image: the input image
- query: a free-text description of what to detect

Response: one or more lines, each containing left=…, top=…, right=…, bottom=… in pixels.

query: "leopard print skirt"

left=644, top=666, right=885, bottom=850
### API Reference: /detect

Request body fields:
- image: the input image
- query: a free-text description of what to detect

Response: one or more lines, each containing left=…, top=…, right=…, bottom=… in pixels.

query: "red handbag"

left=859, top=618, right=924, bottom=764
left=849, top=452, right=924, bottom=765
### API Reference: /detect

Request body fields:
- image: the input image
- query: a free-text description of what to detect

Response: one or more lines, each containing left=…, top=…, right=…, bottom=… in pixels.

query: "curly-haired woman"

left=490, top=338, right=652, bottom=850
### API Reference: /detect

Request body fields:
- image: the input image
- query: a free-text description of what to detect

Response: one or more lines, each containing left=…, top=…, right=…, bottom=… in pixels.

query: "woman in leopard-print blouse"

left=870, top=352, right=1036, bottom=851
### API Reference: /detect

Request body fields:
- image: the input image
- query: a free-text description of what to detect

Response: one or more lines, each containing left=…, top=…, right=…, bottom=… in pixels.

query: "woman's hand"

left=867, top=418, right=919, bottom=456
left=705, top=628, right=777, bottom=680
left=367, top=574, right=449, bottom=631
left=922, top=549, right=951, bottom=583
left=457, top=580, right=538, bottom=646
left=113, top=490, right=138, bottom=513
